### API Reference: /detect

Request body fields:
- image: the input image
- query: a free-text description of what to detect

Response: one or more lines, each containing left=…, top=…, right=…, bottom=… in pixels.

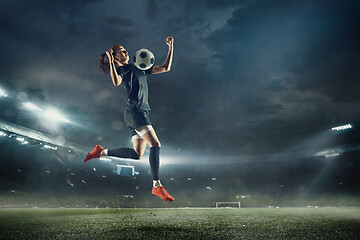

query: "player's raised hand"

left=165, top=36, right=174, bottom=47
left=106, top=48, right=114, bottom=62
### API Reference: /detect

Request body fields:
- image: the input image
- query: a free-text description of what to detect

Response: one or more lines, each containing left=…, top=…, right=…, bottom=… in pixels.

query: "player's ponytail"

left=98, top=53, right=110, bottom=74
left=98, top=44, right=123, bottom=74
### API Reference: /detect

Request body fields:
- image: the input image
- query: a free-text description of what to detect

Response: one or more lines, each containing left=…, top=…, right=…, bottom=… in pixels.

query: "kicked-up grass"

left=0, top=207, right=359, bottom=239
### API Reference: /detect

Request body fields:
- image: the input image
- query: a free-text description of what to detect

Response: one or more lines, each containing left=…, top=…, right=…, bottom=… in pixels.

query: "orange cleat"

left=152, top=186, right=174, bottom=202
left=83, top=145, right=104, bottom=162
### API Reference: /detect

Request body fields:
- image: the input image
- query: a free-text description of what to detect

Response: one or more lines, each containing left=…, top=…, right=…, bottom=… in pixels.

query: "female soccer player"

left=83, top=36, right=174, bottom=202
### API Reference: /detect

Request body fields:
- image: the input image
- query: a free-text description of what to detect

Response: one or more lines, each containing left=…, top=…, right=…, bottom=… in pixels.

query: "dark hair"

left=98, top=44, right=122, bottom=74
left=98, top=52, right=109, bottom=74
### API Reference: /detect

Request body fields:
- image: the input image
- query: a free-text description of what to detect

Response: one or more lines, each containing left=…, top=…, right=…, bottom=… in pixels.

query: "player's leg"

left=140, top=128, right=161, bottom=148
left=132, top=135, right=147, bottom=158
left=137, top=126, right=161, bottom=182
left=83, top=144, right=105, bottom=162
left=137, top=126, right=174, bottom=202
left=83, top=143, right=141, bottom=162
left=104, top=129, right=141, bottom=159
left=83, top=110, right=148, bottom=162
left=83, top=128, right=142, bottom=162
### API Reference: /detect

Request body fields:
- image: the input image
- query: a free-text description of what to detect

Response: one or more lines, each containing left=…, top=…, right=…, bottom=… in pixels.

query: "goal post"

left=215, top=202, right=241, bottom=208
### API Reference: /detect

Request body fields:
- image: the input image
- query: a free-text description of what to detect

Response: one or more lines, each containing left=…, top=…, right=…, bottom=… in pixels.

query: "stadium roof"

left=0, top=119, right=88, bottom=153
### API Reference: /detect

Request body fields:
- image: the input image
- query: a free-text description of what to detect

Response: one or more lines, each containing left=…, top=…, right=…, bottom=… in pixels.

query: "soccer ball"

left=133, top=49, right=155, bottom=70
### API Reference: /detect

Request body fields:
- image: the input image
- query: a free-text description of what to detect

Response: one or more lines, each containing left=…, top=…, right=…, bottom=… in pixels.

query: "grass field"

left=0, top=207, right=359, bottom=240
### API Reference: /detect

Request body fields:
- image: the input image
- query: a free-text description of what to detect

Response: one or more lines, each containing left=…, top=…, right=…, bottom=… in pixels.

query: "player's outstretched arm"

left=152, top=36, right=174, bottom=74
left=106, top=49, right=123, bottom=86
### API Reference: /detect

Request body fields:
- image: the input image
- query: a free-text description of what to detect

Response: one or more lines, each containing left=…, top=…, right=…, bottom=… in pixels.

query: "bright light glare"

left=331, top=124, right=352, bottom=131
left=15, top=137, right=28, bottom=144
left=16, top=137, right=25, bottom=142
left=0, top=131, right=7, bottom=136
left=44, top=109, right=70, bottom=123
left=23, top=103, right=71, bottom=124
left=0, top=88, right=8, bottom=97
left=325, top=153, right=340, bottom=158
left=315, top=149, right=342, bottom=158
left=44, top=144, right=57, bottom=150
left=24, top=102, right=42, bottom=112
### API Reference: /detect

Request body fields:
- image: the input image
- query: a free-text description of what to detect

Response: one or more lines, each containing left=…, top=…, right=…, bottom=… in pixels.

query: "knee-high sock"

left=108, top=148, right=140, bottom=160
left=149, top=147, right=160, bottom=180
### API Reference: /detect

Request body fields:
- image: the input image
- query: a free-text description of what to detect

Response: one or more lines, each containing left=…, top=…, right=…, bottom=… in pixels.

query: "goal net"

left=215, top=202, right=241, bottom=208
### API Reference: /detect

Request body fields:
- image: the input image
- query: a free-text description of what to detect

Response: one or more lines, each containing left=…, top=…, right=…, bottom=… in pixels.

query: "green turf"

left=0, top=207, right=359, bottom=239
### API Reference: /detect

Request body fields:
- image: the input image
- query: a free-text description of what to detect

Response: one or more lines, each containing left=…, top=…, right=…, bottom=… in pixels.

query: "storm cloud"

left=0, top=0, right=359, bottom=157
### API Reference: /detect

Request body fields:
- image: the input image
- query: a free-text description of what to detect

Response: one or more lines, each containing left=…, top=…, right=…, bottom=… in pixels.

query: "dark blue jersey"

left=116, top=63, right=153, bottom=111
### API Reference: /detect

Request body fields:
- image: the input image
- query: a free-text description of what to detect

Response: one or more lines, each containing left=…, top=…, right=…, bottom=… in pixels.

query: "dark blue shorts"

left=124, top=108, right=152, bottom=136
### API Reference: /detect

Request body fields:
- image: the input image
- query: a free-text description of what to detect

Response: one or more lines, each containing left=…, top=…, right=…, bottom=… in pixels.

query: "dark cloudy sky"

left=1, top=0, right=359, bottom=158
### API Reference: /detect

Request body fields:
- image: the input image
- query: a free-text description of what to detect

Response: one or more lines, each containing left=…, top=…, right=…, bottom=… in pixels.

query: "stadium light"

left=15, top=137, right=28, bottom=145
left=325, top=152, right=340, bottom=158
left=331, top=124, right=352, bottom=131
left=44, top=109, right=70, bottom=123
left=0, top=87, right=8, bottom=97
left=16, top=137, right=25, bottom=142
left=23, top=102, right=71, bottom=123
left=24, top=102, right=42, bottom=112
left=315, top=149, right=342, bottom=159
left=44, top=144, right=57, bottom=150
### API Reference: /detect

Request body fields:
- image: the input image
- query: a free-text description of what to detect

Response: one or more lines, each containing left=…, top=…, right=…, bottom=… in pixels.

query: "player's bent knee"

left=151, top=141, right=161, bottom=148
left=136, top=151, right=143, bottom=159
left=132, top=148, right=141, bottom=159
left=127, top=148, right=139, bottom=159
